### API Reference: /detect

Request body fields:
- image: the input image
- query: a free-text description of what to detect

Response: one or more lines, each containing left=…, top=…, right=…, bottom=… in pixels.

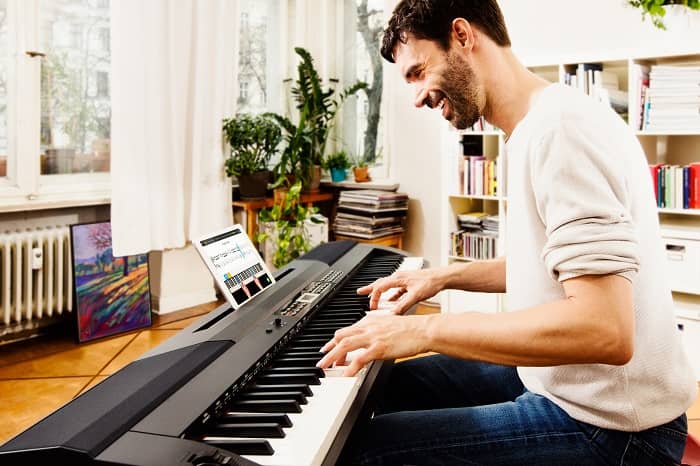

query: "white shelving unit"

left=440, top=51, right=700, bottom=318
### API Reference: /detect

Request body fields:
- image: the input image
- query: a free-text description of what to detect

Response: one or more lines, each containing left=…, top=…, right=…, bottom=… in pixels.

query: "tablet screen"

left=198, top=226, right=275, bottom=308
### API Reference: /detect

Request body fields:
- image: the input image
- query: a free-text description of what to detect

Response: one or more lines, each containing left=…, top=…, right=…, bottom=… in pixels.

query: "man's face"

left=395, top=36, right=481, bottom=130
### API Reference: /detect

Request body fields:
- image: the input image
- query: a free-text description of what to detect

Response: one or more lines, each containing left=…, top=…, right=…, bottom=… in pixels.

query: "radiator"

left=0, top=227, right=73, bottom=326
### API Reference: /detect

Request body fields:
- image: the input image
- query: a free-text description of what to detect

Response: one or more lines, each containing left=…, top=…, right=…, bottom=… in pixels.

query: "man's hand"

left=357, top=268, right=445, bottom=315
left=316, top=314, right=430, bottom=376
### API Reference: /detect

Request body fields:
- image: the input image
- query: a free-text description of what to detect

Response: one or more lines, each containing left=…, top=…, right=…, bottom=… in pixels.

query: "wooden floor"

left=0, top=299, right=698, bottom=447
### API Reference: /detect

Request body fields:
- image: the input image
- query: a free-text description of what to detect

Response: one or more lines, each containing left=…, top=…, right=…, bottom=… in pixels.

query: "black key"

left=286, top=344, right=323, bottom=352
left=249, top=383, right=313, bottom=396
left=272, top=356, right=322, bottom=367
left=201, top=438, right=273, bottom=455
left=292, top=337, right=329, bottom=345
left=207, top=422, right=285, bottom=438
left=265, top=366, right=325, bottom=378
left=228, top=399, right=302, bottom=413
left=281, top=351, right=324, bottom=358
left=239, top=390, right=308, bottom=404
left=257, top=373, right=321, bottom=385
left=218, top=412, right=292, bottom=427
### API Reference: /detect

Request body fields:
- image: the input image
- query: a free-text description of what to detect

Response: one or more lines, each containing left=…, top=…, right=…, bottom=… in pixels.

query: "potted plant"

left=628, top=0, right=700, bottom=29
left=270, top=47, right=366, bottom=193
left=324, top=150, right=351, bottom=182
left=352, top=155, right=371, bottom=182
left=223, top=113, right=282, bottom=200
left=257, top=181, right=325, bottom=268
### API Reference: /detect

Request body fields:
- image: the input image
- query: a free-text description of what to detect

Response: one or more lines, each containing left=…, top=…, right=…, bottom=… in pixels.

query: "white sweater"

left=505, top=84, right=697, bottom=431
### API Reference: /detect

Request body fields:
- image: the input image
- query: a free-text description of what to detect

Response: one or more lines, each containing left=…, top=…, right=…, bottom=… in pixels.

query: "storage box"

left=259, top=214, right=328, bottom=270
left=660, top=229, right=700, bottom=295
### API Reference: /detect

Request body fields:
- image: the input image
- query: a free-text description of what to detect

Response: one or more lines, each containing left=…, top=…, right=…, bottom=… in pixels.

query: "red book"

left=690, top=163, right=700, bottom=209
left=649, top=164, right=662, bottom=205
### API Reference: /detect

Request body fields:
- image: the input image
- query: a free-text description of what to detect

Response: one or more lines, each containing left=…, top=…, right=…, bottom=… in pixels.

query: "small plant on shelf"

left=257, top=181, right=324, bottom=268
left=323, top=150, right=351, bottom=182
left=352, top=154, right=371, bottom=182
left=223, top=113, right=281, bottom=200
left=627, top=0, right=700, bottom=29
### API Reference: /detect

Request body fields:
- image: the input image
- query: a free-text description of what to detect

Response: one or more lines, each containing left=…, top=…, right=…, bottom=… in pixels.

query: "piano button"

left=217, top=412, right=293, bottom=428
left=239, top=391, right=308, bottom=405
left=228, top=399, right=302, bottom=413
left=256, top=373, right=321, bottom=385
left=207, top=422, right=285, bottom=438
left=249, top=383, right=313, bottom=396
left=264, top=367, right=325, bottom=378
left=201, top=438, right=274, bottom=456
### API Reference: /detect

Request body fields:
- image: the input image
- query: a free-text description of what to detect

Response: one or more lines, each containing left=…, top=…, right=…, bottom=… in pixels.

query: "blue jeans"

left=344, top=355, right=687, bottom=466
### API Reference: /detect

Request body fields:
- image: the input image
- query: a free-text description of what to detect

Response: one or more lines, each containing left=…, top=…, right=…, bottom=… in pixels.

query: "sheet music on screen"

left=199, top=227, right=275, bottom=307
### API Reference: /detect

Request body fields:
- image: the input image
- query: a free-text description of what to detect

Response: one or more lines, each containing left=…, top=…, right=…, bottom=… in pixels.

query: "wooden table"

left=333, top=233, right=404, bottom=249
left=233, top=191, right=334, bottom=240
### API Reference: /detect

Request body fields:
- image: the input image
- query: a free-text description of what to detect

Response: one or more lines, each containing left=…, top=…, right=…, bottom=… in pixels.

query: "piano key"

left=280, top=351, right=324, bottom=358
left=228, top=399, right=302, bottom=413
left=207, top=422, right=285, bottom=438
left=285, top=344, right=324, bottom=352
left=264, top=367, right=325, bottom=378
left=201, top=438, right=274, bottom=456
left=239, top=391, right=308, bottom=405
left=292, top=337, right=330, bottom=345
left=248, top=383, right=313, bottom=396
left=256, top=373, right=321, bottom=385
left=271, top=357, right=322, bottom=367
left=217, top=412, right=292, bottom=428
left=242, top=375, right=366, bottom=466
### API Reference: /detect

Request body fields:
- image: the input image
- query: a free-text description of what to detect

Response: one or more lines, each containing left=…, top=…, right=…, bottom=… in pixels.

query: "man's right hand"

left=357, top=268, right=445, bottom=315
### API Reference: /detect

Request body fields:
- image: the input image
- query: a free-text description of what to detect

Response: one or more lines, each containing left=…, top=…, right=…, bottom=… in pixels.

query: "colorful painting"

left=70, top=222, right=152, bottom=342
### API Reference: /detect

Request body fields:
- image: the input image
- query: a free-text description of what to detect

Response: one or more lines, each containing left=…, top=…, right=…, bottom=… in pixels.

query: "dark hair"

left=381, top=0, right=511, bottom=63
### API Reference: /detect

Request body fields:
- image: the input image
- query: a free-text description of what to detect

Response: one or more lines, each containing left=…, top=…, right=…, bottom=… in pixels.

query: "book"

left=691, top=164, right=700, bottom=209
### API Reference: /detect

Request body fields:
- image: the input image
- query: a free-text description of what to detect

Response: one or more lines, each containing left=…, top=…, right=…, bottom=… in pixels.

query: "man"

left=316, top=1, right=697, bottom=465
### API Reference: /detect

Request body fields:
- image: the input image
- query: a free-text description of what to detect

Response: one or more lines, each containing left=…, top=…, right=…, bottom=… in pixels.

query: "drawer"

left=676, top=317, right=700, bottom=381
left=661, top=236, right=700, bottom=295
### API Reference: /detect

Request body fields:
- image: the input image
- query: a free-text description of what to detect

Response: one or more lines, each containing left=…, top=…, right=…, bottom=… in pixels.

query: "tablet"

left=194, top=224, right=275, bottom=309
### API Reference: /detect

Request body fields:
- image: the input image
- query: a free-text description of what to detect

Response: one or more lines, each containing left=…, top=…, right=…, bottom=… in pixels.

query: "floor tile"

left=0, top=377, right=91, bottom=445
left=99, top=330, right=179, bottom=375
left=690, top=419, right=700, bottom=438
left=157, top=314, right=208, bottom=330
left=0, top=333, right=137, bottom=379
left=75, top=375, right=109, bottom=397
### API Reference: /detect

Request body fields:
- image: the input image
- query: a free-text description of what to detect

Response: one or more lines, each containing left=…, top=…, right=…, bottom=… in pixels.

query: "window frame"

left=0, top=0, right=110, bottom=211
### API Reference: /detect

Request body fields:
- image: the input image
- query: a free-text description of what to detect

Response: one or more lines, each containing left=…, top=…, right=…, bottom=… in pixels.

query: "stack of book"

left=450, top=212, right=499, bottom=260
left=563, top=63, right=629, bottom=120
left=462, top=157, right=498, bottom=197
left=649, top=163, right=700, bottom=209
left=333, top=190, right=408, bottom=239
left=642, top=65, right=700, bottom=133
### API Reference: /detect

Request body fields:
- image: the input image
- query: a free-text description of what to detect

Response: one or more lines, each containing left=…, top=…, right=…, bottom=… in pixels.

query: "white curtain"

left=110, top=0, right=236, bottom=256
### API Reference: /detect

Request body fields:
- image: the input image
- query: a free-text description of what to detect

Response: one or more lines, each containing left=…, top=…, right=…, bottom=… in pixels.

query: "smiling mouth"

left=436, top=95, right=451, bottom=120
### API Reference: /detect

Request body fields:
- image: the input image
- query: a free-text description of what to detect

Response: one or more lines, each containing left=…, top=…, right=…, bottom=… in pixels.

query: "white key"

left=371, top=256, right=424, bottom=314
left=243, top=369, right=368, bottom=466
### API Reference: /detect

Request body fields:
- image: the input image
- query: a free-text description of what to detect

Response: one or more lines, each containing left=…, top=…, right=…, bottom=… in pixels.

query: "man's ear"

left=451, top=18, right=475, bottom=49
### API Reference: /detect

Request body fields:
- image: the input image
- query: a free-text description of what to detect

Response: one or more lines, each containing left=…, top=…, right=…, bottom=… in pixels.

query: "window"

left=40, top=0, right=110, bottom=175
left=0, top=0, right=8, bottom=179
left=0, top=0, right=111, bottom=206
left=99, top=26, right=108, bottom=52
left=237, top=0, right=280, bottom=114
left=343, top=0, right=387, bottom=177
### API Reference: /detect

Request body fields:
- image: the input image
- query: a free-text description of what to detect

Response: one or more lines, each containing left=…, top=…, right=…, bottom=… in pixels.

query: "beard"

left=437, top=52, right=481, bottom=130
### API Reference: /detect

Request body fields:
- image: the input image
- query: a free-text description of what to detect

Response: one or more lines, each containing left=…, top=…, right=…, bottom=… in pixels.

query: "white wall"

left=390, top=0, right=700, bottom=267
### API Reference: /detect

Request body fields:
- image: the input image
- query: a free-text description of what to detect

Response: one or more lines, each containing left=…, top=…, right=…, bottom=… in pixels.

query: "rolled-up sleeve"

left=531, top=123, right=640, bottom=283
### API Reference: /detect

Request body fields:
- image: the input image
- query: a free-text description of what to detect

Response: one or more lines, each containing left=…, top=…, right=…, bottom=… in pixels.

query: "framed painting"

left=70, top=221, right=152, bottom=342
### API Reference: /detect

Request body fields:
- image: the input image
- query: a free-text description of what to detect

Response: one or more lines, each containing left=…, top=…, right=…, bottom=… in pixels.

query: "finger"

left=387, top=288, right=406, bottom=302
left=317, top=335, right=366, bottom=369
left=343, top=349, right=373, bottom=377
left=391, top=291, right=416, bottom=315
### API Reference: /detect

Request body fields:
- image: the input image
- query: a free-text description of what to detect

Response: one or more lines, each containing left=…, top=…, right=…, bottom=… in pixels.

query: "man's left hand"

left=316, top=314, right=430, bottom=376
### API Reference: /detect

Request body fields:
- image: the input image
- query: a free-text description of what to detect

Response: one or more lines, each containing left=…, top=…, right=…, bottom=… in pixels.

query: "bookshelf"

left=440, top=51, right=700, bottom=318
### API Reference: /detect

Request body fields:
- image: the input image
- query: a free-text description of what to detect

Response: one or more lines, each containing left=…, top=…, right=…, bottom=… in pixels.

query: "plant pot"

left=330, top=167, right=347, bottom=182
left=303, top=165, right=322, bottom=193
left=353, top=166, right=370, bottom=182
left=0, top=157, right=6, bottom=177
left=238, top=170, right=270, bottom=200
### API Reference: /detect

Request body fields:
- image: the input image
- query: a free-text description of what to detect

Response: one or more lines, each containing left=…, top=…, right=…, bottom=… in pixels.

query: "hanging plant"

left=628, top=0, right=700, bottom=29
